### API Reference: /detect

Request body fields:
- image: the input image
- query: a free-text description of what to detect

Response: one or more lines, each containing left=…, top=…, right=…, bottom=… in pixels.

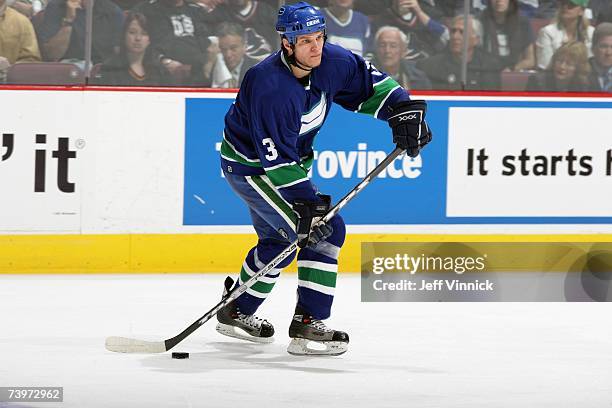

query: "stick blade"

left=105, top=336, right=166, bottom=353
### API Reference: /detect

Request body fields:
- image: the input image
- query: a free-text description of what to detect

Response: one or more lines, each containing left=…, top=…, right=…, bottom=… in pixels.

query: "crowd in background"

left=0, top=0, right=611, bottom=92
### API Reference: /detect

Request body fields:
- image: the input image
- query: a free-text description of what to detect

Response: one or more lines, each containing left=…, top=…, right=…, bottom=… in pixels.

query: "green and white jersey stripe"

left=245, top=175, right=298, bottom=229
left=220, top=132, right=262, bottom=168
left=264, top=161, right=310, bottom=189
left=356, top=76, right=402, bottom=119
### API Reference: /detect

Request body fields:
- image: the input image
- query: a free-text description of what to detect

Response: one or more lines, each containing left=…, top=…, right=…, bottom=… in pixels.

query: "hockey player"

left=216, top=1, right=432, bottom=356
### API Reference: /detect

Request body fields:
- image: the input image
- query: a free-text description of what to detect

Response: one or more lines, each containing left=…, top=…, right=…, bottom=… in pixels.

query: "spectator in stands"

left=588, top=0, right=607, bottom=23
left=417, top=14, right=502, bottom=89
left=370, top=25, right=431, bottom=89
left=112, top=0, right=140, bottom=11
left=92, top=12, right=172, bottom=86
left=481, top=0, right=536, bottom=71
left=588, top=22, right=612, bottom=92
left=596, top=2, right=612, bottom=24
left=320, top=0, right=370, bottom=56
left=527, top=40, right=591, bottom=90
left=133, top=0, right=215, bottom=84
left=204, top=21, right=258, bottom=87
left=535, top=0, right=594, bottom=69
left=11, top=0, right=46, bottom=18
left=433, top=0, right=487, bottom=18
left=37, top=0, right=123, bottom=65
left=308, top=0, right=388, bottom=16
left=0, top=0, right=41, bottom=81
left=370, top=0, right=449, bottom=60
left=533, top=0, right=558, bottom=19
left=208, top=0, right=276, bottom=60
left=194, top=0, right=223, bottom=12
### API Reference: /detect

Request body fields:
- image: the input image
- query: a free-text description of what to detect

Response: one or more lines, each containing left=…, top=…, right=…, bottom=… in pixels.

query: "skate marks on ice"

left=139, top=341, right=353, bottom=374
left=137, top=340, right=444, bottom=376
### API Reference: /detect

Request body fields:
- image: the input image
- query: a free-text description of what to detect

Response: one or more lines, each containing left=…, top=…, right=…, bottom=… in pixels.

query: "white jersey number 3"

left=262, top=138, right=278, bottom=161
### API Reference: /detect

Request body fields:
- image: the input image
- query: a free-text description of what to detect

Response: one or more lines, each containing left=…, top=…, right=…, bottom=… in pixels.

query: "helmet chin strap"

left=284, top=45, right=313, bottom=72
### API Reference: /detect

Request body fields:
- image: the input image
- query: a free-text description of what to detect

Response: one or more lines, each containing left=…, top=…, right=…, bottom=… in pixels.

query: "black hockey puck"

left=172, top=352, right=189, bottom=359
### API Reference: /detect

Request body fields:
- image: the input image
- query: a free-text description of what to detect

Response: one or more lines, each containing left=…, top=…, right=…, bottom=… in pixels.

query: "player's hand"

left=293, top=194, right=333, bottom=248
left=387, top=100, right=432, bottom=158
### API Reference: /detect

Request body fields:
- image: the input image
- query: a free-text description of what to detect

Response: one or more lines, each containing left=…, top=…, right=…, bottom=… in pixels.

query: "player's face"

left=594, top=35, right=612, bottom=68
left=291, top=31, right=325, bottom=69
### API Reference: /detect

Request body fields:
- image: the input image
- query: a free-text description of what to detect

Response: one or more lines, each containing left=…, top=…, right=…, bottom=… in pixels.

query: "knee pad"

left=257, top=238, right=297, bottom=268
left=325, top=214, right=346, bottom=248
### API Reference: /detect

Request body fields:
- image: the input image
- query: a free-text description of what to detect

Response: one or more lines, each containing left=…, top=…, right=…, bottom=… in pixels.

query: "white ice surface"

left=0, top=273, right=611, bottom=408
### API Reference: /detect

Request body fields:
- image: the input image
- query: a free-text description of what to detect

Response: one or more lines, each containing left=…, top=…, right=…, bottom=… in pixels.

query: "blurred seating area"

left=0, top=0, right=610, bottom=92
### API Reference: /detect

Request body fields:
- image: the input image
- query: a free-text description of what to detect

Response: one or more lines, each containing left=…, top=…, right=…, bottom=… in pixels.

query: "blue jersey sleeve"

left=325, top=45, right=411, bottom=121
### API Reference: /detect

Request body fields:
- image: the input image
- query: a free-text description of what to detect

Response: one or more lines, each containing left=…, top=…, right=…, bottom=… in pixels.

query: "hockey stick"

left=105, top=147, right=405, bottom=353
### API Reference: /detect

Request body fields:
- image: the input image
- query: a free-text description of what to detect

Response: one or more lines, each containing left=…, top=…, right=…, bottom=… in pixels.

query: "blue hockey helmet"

left=276, top=2, right=326, bottom=45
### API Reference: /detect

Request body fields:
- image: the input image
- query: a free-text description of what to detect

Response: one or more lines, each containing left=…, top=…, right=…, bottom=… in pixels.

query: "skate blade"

left=287, top=338, right=348, bottom=356
left=215, top=323, right=274, bottom=344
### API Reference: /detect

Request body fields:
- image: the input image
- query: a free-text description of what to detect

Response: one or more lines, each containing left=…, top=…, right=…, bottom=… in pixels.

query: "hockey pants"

left=224, top=171, right=346, bottom=320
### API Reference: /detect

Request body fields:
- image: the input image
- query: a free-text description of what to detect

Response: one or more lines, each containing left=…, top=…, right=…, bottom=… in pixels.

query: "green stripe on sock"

left=240, top=266, right=251, bottom=284
left=298, top=266, right=337, bottom=288
left=357, top=77, right=401, bottom=117
left=240, top=267, right=276, bottom=294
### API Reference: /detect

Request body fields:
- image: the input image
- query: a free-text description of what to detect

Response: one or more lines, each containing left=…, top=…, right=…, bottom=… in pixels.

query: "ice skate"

left=215, top=277, right=275, bottom=343
left=287, top=306, right=349, bottom=356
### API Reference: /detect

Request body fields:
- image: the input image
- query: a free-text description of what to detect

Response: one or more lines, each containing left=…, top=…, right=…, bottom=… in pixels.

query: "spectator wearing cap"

left=321, top=0, right=370, bottom=56
left=369, top=25, right=431, bottom=89
left=527, top=41, right=592, bottom=91
left=416, top=14, right=502, bottom=90
left=0, top=0, right=41, bottom=80
left=588, top=22, right=612, bottom=92
left=535, top=0, right=595, bottom=69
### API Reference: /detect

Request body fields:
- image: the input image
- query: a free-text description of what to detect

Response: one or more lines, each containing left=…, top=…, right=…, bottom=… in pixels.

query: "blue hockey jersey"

left=220, top=42, right=410, bottom=204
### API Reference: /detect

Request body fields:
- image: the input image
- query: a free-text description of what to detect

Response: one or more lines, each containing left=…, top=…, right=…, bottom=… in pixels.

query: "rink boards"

left=0, top=88, right=611, bottom=273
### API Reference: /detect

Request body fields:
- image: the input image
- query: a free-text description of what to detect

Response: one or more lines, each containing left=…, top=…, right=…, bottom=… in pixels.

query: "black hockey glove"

left=293, top=194, right=333, bottom=249
left=387, top=100, right=432, bottom=158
